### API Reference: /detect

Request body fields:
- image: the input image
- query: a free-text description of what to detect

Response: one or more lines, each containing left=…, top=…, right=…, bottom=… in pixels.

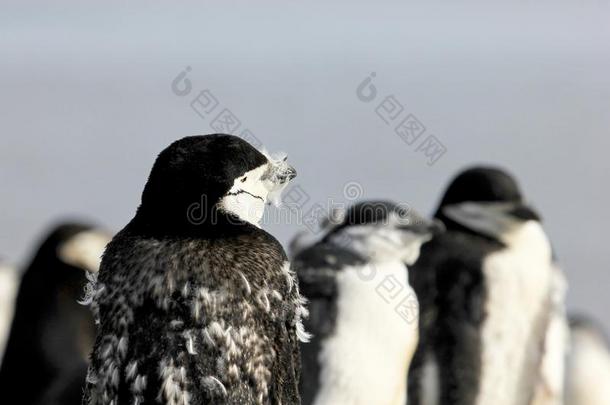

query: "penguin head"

left=325, top=200, right=443, bottom=264
left=137, top=134, right=296, bottom=233
left=435, top=166, right=541, bottom=241
left=26, top=222, right=110, bottom=302
left=29, top=222, right=111, bottom=280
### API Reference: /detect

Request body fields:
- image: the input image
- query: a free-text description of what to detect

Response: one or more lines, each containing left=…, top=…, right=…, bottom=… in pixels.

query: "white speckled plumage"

left=83, top=135, right=304, bottom=405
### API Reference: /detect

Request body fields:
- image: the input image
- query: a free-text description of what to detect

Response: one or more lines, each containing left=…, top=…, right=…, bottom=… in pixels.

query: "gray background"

left=2, top=2, right=609, bottom=329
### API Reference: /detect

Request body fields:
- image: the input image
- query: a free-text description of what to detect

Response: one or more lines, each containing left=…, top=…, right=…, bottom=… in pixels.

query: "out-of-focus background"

left=1, top=1, right=609, bottom=328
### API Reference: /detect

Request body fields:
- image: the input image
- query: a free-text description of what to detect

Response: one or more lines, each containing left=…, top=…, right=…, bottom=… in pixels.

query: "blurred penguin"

left=565, top=315, right=610, bottom=405
left=408, top=166, right=566, bottom=405
left=0, top=223, right=111, bottom=405
left=0, top=260, right=18, bottom=362
left=294, top=200, right=442, bottom=405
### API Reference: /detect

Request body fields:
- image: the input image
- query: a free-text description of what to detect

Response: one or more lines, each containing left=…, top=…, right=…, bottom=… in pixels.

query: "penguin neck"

left=131, top=204, right=255, bottom=239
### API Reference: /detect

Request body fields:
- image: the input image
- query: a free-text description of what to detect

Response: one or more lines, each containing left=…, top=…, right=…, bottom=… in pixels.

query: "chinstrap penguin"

left=0, top=222, right=110, bottom=405
left=294, top=200, right=442, bottom=405
left=82, top=134, right=308, bottom=405
left=408, top=166, right=564, bottom=405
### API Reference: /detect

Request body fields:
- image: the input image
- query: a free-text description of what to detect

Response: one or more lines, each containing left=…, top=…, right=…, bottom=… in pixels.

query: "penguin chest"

left=477, top=222, right=553, bottom=405
left=314, top=261, right=419, bottom=405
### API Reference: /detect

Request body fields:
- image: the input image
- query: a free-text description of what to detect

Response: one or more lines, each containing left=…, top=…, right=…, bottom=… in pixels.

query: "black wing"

left=293, top=242, right=365, bottom=405
left=408, top=232, right=500, bottom=405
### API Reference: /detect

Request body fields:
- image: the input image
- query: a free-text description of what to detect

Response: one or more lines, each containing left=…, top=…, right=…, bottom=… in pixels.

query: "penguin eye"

left=241, top=177, right=247, bottom=183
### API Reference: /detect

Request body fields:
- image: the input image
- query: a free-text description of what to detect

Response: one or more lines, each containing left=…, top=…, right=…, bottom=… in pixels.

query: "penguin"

left=294, top=200, right=442, bottom=405
left=407, top=166, right=565, bottom=405
left=0, top=222, right=111, bottom=405
left=82, top=134, right=308, bottom=405
left=0, top=260, right=17, bottom=363
left=564, top=315, right=610, bottom=405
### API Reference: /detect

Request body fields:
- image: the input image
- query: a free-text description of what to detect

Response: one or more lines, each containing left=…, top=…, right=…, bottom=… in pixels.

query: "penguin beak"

left=508, top=203, right=541, bottom=222
left=397, top=218, right=445, bottom=236
left=428, top=219, right=446, bottom=235
left=264, top=162, right=296, bottom=207
left=279, top=165, right=297, bottom=183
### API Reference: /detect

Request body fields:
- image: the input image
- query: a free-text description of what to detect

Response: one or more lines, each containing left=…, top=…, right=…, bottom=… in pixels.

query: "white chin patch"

left=57, top=230, right=112, bottom=273
left=218, top=164, right=270, bottom=227
left=219, top=151, right=296, bottom=226
left=219, top=194, right=266, bottom=227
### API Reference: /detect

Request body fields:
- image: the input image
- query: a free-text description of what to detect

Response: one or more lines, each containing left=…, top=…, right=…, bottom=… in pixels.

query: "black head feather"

left=436, top=166, right=523, bottom=211
left=26, top=222, right=98, bottom=284
left=134, top=134, right=268, bottom=234
left=325, top=200, right=441, bottom=240
left=435, top=166, right=540, bottom=228
left=323, top=200, right=403, bottom=239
